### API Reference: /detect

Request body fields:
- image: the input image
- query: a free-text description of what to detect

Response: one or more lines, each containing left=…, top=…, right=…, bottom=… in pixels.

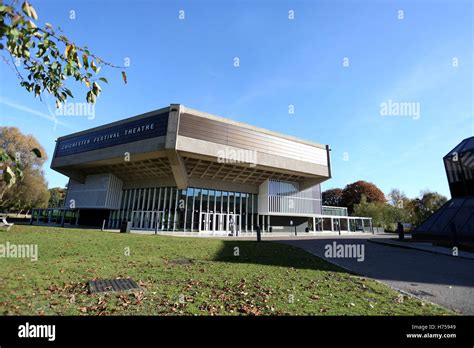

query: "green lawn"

left=0, top=225, right=453, bottom=315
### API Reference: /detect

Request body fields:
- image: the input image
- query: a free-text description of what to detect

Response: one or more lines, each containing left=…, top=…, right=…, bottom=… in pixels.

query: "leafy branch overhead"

left=0, top=146, right=41, bottom=205
left=0, top=149, right=23, bottom=189
left=0, top=1, right=127, bottom=107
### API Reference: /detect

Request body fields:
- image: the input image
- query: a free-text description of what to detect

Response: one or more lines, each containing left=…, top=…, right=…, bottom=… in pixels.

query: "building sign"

left=55, top=112, right=169, bottom=157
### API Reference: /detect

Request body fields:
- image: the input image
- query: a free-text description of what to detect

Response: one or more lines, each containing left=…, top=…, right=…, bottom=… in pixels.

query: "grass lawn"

left=0, top=225, right=453, bottom=316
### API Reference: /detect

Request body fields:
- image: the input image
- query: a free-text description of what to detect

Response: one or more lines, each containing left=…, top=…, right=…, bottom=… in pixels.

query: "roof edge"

left=55, top=104, right=329, bottom=150
left=181, top=104, right=327, bottom=150
left=443, top=136, right=474, bottom=159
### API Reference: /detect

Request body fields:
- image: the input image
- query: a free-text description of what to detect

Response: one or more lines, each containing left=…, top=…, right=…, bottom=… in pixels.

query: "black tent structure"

left=413, top=136, right=474, bottom=243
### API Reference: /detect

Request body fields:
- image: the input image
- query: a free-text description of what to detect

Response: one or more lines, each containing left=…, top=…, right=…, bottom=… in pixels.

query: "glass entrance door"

left=227, top=214, right=240, bottom=235
left=199, top=212, right=210, bottom=232
left=199, top=212, right=241, bottom=234
left=215, top=213, right=226, bottom=232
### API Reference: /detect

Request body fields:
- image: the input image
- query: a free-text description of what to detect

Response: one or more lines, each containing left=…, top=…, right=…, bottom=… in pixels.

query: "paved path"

left=370, top=238, right=474, bottom=260
left=278, top=237, right=474, bottom=314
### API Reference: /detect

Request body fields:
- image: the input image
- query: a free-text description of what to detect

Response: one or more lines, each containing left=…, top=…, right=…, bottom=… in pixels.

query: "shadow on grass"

left=211, top=239, right=348, bottom=274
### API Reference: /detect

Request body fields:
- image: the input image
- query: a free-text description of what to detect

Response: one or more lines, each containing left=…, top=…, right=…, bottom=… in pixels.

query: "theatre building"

left=32, top=104, right=372, bottom=234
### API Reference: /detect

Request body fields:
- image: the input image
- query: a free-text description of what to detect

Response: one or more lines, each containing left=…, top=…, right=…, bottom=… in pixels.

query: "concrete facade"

left=39, top=104, right=371, bottom=234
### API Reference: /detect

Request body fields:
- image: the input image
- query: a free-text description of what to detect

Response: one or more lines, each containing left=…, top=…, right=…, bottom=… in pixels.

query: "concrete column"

left=173, top=189, right=179, bottom=232
left=166, top=104, right=188, bottom=190
left=183, top=189, right=188, bottom=232
left=191, top=190, right=195, bottom=232
left=61, top=210, right=65, bottom=227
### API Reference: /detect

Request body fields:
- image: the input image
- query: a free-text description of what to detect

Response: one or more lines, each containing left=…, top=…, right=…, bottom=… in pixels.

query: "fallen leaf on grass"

left=239, top=304, right=262, bottom=316
left=394, top=295, right=404, bottom=304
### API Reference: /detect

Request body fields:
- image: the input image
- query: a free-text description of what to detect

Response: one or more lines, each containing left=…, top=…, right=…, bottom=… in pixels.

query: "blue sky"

left=0, top=0, right=472, bottom=198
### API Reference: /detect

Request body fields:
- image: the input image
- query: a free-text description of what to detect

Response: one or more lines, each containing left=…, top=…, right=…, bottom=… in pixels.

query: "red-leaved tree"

left=341, top=180, right=386, bottom=213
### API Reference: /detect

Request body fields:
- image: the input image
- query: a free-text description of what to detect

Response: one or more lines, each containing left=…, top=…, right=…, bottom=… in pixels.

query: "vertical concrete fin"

left=165, top=104, right=188, bottom=189
left=165, top=103, right=181, bottom=150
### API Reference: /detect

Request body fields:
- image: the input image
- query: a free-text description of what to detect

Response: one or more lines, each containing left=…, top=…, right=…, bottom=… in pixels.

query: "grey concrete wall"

left=64, top=173, right=123, bottom=209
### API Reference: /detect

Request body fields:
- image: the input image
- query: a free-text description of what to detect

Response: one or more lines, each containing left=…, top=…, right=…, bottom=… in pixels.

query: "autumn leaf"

left=64, top=44, right=74, bottom=58
left=12, top=15, right=22, bottom=25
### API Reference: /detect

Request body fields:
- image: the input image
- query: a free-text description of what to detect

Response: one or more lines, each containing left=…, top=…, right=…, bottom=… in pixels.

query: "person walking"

left=229, top=216, right=235, bottom=236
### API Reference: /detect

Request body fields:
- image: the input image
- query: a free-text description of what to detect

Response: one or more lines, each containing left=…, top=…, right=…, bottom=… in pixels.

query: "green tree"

left=0, top=1, right=126, bottom=107
left=352, top=196, right=385, bottom=227
left=3, top=166, right=49, bottom=211
left=48, top=186, right=66, bottom=208
left=408, top=191, right=448, bottom=226
left=387, top=188, right=409, bottom=209
left=322, top=188, right=343, bottom=206
left=353, top=195, right=409, bottom=231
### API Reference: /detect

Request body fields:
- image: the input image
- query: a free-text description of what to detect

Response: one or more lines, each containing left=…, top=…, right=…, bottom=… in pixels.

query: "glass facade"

left=32, top=185, right=372, bottom=234
left=322, top=206, right=348, bottom=216
left=30, top=208, right=79, bottom=225
left=108, top=186, right=259, bottom=233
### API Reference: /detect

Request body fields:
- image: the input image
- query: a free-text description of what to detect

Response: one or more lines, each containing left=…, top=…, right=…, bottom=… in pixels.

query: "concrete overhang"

left=51, top=104, right=331, bottom=189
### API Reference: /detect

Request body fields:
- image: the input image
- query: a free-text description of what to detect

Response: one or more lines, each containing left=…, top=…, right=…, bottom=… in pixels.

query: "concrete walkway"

left=105, top=229, right=377, bottom=238
left=278, top=236, right=474, bottom=315
left=370, top=238, right=474, bottom=260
